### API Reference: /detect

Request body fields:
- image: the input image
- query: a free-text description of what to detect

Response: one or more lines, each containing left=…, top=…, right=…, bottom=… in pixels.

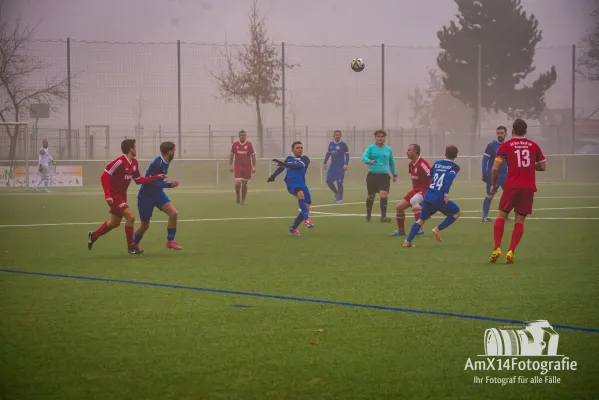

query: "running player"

left=489, top=119, right=546, bottom=264
left=87, top=139, right=165, bottom=255
left=482, top=126, right=508, bottom=221
left=392, top=144, right=431, bottom=236
left=229, top=130, right=256, bottom=205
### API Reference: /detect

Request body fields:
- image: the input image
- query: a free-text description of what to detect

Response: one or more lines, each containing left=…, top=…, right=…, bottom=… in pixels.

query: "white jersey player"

left=34, top=139, right=54, bottom=192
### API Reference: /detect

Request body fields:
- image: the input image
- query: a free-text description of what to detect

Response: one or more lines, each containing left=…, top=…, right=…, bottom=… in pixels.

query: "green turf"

left=1, top=179, right=598, bottom=399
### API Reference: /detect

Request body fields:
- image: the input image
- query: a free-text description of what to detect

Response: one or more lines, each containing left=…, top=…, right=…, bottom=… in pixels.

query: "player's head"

left=121, top=138, right=136, bottom=157
left=333, top=130, right=342, bottom=142
left=291, top=141, right=303, bottom=157
left=512, top=119, right=527, bottom=137
left=496, top=126, right=507, bottom=143
left=42, top=139, right=48, bottom=148
left=160, top=141, right=176, bottom=161
left=406, top=143, right=420, bottom=160
left=238, top=130, right=247, bottom=143
left=374, top=129, right=386, bottom=146
left=445, top=144, right=458, bottom=160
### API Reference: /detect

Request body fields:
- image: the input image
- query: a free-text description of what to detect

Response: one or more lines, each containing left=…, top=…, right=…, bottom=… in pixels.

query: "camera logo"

left=483, top=320, right=560, bottom=356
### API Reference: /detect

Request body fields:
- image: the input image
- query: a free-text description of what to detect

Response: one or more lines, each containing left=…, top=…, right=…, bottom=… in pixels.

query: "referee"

left=361, top=129, right=398, bottom=222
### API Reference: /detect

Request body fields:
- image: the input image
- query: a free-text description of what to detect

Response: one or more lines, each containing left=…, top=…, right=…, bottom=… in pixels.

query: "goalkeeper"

left=34, top=139, right=55, bottom=193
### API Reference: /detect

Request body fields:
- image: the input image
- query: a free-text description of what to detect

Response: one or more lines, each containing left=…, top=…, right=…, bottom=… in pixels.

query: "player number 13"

left=515, top=149, right=531, bottom=168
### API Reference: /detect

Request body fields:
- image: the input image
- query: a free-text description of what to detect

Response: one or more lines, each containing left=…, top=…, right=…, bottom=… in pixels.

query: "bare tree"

left=212, top=0, right=296, bottom=157
left=0, top=6, right=67, bottom=168
left=578, top=7, right=599, bottom=81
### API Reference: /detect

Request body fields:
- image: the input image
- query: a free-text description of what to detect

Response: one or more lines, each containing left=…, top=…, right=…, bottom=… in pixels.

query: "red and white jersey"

left=409, top=157, right=432, bottom=192
left=230, top=141, right=255, bottom=168
left=104, top=155, right=141, bottom=196
left=496, top=138, right=545, bottom=191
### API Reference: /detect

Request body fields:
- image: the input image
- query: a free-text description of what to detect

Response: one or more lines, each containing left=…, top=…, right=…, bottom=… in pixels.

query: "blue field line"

left=2, top=268, right=598, bottom=334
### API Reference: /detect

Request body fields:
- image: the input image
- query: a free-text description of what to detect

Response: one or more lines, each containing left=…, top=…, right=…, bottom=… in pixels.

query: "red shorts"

left=234, top=166, right=252, bottom=181
left=498, top=187, right=535, bottom=215
left=108, top=194, right=129, bottom=216
left=403, top=188, right=425, bottom=204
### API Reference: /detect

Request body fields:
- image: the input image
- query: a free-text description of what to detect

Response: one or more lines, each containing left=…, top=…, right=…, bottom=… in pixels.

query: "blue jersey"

left=482, top=140, right=508, bottom=177
left=324, top=141, right=349, bottom=169
left=139, top=156, right=171, bottom=195
left=424, top=159, right=460, bottom=203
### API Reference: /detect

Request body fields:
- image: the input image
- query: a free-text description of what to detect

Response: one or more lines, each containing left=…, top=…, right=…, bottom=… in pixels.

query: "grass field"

left=1, top=178, right=599, bottom=400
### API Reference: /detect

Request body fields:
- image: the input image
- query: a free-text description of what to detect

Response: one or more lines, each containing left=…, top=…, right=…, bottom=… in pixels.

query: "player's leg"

left=88, top=197, right=126, bottom=250
left=159, top=202, right=182, bottom=249
left=379, top=174, right=392, bottom=223
left=326, top=169, right=338, bottom=201
left=404, top=202, right=435, bottom=247
left=336, top=174, right=345, bottom=203
left=122, top=208, right=142, bottom=254
left=489, top=189, right=515, bottom=263
left=43, top=165, right=51, bottom=192
left=432, top=201, right=461, bottom=242
left=365, top=173, right=376, bottom=222
left=393, top=197, right=411, bottom=235
left=234, top=179, right=242, bottom=204
left=134, top=196, right=154, bottom=247
left=34, top=166, right=43, bottom=190
left=482, top=182, right=496, bottom=222
left=505, top=189, right=533, bottom=263
left=240, top=172, right=250, bottom=205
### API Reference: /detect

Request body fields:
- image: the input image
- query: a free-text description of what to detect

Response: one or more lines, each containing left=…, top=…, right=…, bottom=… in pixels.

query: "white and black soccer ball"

left=351, top=58, right=365, bottom=72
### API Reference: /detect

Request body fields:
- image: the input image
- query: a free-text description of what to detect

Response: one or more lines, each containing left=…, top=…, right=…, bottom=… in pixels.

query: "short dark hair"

left=239, top=130, right=246, bottom=135
left=333, top=130, right=342, bottom=136
left=291, top=141, right=302, bottom=150
left=374, top=129, right=386, bottom=137
left=445, top=144, right=458, bottom=159
left=513, top=119, right=527, bottom=136
left=160, top=141, right=175, bottom=155
left=409, top=143, right=421, bottom=155
left=496, top=126, right=507, bottom=133
left=121, top=138, right=136, bottom=154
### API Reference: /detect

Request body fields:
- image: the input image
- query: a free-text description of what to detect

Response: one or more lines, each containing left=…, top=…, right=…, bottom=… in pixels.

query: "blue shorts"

left=326, top=168, right=345, bottom=182
left=420, top=200, right=460, bottom=221
left=287, top=183, right=312, bottom=204
left=138, top=191, right=171, bottom=222
left=486, top=178, right=506, bottom=195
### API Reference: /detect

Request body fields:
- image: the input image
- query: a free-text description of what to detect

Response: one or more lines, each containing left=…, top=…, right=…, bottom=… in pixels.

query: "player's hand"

left=343, top=165, right=348, bottom=171
left=170, top=180, right=180, bottom=188
left=368, top=160, right=375, bottom=164
left=228, top=165, right=234, bottom=173
left=392, top=176, right=398, bottom=183
left=323, top=163, right=328, bottom=170
left=444, top=193, right=449, bottom=204
left=106, top=198, right=114, bottom=206
left=251, top=166, right=256, bottom=174
left=267, top=177, right=275, bottom=183
left=482, top=174, right=488, bottom=183
left=490, top=185, right=497, bottom=193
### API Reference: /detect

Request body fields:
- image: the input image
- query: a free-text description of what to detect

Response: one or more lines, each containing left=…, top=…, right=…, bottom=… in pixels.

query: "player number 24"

left=430, top=172, right=445, bottom=190
left=515, top=149, right=531, bottom=168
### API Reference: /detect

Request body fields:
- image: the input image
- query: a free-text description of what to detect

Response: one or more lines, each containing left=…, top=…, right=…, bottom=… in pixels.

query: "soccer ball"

left=351, top=58, right=365, bottom=72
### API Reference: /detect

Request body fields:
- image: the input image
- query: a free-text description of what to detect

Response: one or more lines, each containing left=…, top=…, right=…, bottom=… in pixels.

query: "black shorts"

left=366, top=173, right=391, bottom=194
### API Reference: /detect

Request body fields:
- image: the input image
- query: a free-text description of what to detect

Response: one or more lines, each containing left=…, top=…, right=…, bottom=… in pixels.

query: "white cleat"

left=403, top=240, right=415, bottom=248
left=432, top=227, right=442, bottom=242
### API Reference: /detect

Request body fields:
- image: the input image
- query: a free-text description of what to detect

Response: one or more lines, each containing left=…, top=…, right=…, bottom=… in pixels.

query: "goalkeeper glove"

left=267, top=176, right=275, bottom=183
left=272, top=159, right=285, bottom=167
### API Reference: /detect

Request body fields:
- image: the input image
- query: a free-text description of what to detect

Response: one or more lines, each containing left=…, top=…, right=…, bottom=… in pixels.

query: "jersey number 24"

left=430, top=172, right=445, bottom=190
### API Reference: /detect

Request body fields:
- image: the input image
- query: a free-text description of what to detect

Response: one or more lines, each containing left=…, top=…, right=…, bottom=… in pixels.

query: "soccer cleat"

left=365, top=215, right=372, bottom=222
left=166, top=240, right=183, bottom=250
left=34, top=187, right=39, bottom=192
left=489, top=248, right=502, bottom=263
left=87, top=231, right=96, bottom=250
left=482, top=217, right=493, bottom=222
left=391, top=230, right=406, bottom=236
left=334, top=199, right=343, bottom=204
left=506, top=250, right=514, bottom=264
left=289, top=227, right=301, bottom=236
left=432, top=227, right=442, bottom=242
left=236, top=199, right=240, bottom=204
left=380, top=216, right=391, bottom=223
left=417, top=228, right=424, bottom=235
left=403, top=240, right=415, bottom=248
left=128, top=245, right=144, bottom=255
left=304, top=219, right=314, bottom=228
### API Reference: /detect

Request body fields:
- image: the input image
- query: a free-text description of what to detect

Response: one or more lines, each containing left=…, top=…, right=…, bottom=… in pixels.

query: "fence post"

left=67, top=37, right=72, bottom=159
left=208, top=124, right=213, bottom=158
left=281, top=42, right=286, bottom=157
left=562, top=155, right=566, bottom=181
left=477, top=44, right=482, bottom=154
left=216, top=159, right=219, bottom=185
left=571, top=44, right=576, bottom=153
left=381, top=43, right=385, bottom=130
left=177, top=40, right=182, bottom=154
left=305, top=125, right=308, bottom=154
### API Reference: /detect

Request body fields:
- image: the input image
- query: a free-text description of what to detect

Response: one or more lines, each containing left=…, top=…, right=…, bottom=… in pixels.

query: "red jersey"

left=230, top=141, right=255, bottom=169
left=496, top=138, right=545, bottom=191
left=103, top=155, right=141, bottom=197
left=409, top=157, right=432, bottom=191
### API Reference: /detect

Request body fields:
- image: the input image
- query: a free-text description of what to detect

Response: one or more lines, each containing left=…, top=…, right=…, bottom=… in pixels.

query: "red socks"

left=125, top=226, right=134, bottom=247
left=493, top=217, right=505, bottom=249
left=509, top=222, right=524, bottom=252
left=92, top=222, right=110, bottom=240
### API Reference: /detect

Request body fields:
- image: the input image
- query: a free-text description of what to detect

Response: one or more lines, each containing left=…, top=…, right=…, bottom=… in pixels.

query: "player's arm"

left=389, top=149, right=398, bottom=178
left=133, top=166, right=165, bottom=185
left=267, top=166, right=285, bottom=182
left=323, top=148, right=331, bottom=166
left=101, top=159, right=122, bottom=201
left=482, top=144, right=491, bottom=182
left=344, top=143, right=350, bottom=167
left=535, top=145, right=547, bottom=171
left=491, top=157, right=503, bottom=187
left=361, top=146, right=372, bottom=164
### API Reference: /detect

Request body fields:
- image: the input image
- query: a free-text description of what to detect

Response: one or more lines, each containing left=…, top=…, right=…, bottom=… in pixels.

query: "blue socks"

left=167, top=227, right=176, bottom=241
left=438, top=215, right=456, bottom=231
left=133, top=232, right=143, bottom=244
left=337, top=181, right=344, bottom=200
left=483, top=197, right=492, bottom=219
left=298, top=198, right=309, bottom=220
left=406, top=222, right=422, bottom=242
left=292, top=212, right=305, bottom=229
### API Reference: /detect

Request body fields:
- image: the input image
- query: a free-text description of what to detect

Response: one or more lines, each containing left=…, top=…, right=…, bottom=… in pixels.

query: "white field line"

left=1, top=206, right=598, bottom=228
